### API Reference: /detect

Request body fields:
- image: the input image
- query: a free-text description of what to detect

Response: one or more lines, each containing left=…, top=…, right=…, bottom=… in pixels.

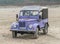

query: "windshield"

left=19, top=10, right=38, bottom=16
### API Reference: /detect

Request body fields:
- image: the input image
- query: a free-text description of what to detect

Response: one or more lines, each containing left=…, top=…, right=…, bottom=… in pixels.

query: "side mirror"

left=16, top=14, right=18, bottom=21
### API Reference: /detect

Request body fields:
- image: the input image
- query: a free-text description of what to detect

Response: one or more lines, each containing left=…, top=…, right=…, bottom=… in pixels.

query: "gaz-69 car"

left=10, top=6, right=49, bottom=38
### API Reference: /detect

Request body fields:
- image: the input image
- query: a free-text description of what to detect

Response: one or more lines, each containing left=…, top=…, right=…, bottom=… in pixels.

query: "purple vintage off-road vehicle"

left=10, top=6, right=49, bottom=38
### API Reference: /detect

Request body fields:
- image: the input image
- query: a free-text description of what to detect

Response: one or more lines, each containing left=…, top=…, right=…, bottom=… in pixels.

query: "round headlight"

left=29, top=25, right=32, bottom=28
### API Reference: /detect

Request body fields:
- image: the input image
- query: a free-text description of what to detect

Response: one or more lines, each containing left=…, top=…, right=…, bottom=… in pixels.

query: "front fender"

left=11, top=22, right=19, bottom=30
left=32, top=23, right=39, bottom=31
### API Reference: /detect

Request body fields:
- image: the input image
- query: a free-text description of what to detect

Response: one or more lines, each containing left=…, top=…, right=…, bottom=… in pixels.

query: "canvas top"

left=21, top=6, right=48, bottom=11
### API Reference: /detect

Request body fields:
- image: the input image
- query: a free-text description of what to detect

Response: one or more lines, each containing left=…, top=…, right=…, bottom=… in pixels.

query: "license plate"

left=20, top=27, right=26, bottom=29
left=20, top=27, right=26, bottom=31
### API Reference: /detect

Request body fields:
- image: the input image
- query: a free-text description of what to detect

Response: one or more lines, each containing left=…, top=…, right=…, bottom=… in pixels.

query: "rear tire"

left=43, top=24, right=48, bottom=34
left=12, top=31, right=17, bottom=38
left=33, top=28, right=39, bottom=39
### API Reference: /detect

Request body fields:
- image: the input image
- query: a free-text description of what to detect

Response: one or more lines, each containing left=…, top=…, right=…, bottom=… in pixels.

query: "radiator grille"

left=19, top=22, right=25, bottom=27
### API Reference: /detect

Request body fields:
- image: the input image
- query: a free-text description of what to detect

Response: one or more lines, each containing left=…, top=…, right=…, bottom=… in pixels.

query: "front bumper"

left=10, top=29, right=35, bottom=34
left=10, top=28, right=35, bottom=32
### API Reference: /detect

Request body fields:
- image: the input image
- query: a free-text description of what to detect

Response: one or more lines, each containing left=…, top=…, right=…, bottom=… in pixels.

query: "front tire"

left=12, top=31, right=17, bottom=38
left=43, top=24, right=48, bottom=34
left=33, top=28, right=39, bottom=39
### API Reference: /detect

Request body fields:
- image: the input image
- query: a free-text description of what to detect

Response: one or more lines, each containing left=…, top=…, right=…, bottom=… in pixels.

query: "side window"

left=42, top=9, right=48, bottom=19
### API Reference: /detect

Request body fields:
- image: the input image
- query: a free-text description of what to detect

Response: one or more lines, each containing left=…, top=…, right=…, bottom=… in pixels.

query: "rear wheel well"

left=45, top=22, right=49, bottom=27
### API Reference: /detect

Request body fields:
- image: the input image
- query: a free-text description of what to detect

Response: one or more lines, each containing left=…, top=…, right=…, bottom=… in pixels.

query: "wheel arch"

left=44, top=22, right=49, bottom=27
left=37, top=25, right=40, bottom=31
left=32, top=23, right=39, bottom=31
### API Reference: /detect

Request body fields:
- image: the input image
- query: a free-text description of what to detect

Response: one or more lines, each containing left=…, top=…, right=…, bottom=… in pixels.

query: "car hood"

left=19, top=19, right=37, bottom=22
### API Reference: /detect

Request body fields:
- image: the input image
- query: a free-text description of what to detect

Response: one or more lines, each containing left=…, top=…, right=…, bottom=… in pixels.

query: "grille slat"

left=19, top=22, right=25, bottom=27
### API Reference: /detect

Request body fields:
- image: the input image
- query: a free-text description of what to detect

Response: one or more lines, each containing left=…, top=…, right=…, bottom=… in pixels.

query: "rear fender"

left=42, top=18, right=48, bottom=23
left=39, top=18, right=48, bottom=28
